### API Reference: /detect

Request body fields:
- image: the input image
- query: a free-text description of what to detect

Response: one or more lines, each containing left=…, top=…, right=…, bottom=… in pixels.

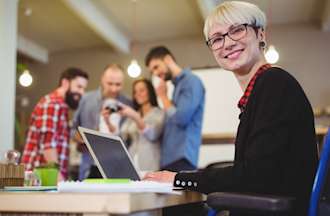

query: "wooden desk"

left=316, top=126, right=328, bottom=136
left=0, top=191, right=204, bottom=215
left=315, top=126, right=329, bottom=154
left=202, top=132, right=236, bottom=144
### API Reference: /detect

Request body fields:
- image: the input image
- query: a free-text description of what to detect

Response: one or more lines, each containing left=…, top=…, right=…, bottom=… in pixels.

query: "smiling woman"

left=143, top=1, right=318, bottom=216
left=120, top=78, right=165, bottom=171
left=204, top=1, right=267, bottom=80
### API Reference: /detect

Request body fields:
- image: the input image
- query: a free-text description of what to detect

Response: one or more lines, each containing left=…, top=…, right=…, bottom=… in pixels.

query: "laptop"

left=78, top=126, right=141, bottom=181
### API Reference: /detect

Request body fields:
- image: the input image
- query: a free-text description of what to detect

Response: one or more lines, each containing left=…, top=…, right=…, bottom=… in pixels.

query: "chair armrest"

left=207, top=192, right=295, bottom=213
left=319, top=200, right=330, bottom=216
left=204, top=161, right=234, bottom=169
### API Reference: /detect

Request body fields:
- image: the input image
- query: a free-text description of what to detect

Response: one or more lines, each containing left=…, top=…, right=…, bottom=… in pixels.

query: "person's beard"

left=164, top=67, right=173, bottom=81
left=65, top=89, right=81, bottom=110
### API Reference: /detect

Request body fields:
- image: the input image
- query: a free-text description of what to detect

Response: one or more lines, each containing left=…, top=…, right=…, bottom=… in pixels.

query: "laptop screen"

left=83, top=131, right=140, bottom=181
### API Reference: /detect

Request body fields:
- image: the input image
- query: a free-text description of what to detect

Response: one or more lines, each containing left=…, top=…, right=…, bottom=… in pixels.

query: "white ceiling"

left=235, top=0, right=323, bottom=24
left=93, top=0, right=204, bottom=42
left=18, top=0, right=326, bottom=55
left=18, top=0, right=107, bottom=53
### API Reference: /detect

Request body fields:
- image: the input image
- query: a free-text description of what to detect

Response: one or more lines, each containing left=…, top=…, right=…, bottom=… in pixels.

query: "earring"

left=259, top=41, right=266, bottom=49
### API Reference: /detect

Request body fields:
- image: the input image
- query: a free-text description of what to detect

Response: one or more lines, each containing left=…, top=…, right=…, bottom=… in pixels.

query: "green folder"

left=83, top=178, right=131, bottom=184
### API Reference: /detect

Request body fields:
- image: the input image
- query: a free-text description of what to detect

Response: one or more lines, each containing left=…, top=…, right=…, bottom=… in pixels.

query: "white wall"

left=266, top=23, right=330, bottom=107
left=194, top=68, right=242, bottom=134
left=198, top=145, right=235, bottom=168
left=193, top=68, right=241, bottom=168
left=0, top=0, right=18, bottom=159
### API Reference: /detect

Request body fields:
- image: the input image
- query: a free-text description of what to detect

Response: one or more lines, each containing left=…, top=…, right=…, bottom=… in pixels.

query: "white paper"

left=58, top=181, right=181, bottom=194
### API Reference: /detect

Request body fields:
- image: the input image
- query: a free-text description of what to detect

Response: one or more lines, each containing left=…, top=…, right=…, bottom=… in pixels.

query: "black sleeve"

left=174, top=69, right=307, bottom=194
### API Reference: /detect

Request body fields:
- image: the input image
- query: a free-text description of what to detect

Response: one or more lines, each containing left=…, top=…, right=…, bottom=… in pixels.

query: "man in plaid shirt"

left=21, top=68, right=89, bottom=180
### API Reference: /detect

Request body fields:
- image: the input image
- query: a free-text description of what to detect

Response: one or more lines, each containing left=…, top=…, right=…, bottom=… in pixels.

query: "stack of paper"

left=3, top=186, right=57, bottom=191
left=58, top=181, right=180, bottom=194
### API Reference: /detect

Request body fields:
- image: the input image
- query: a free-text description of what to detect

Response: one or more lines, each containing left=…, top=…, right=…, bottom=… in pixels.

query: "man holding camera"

left=72, top=64, right=132, bottom=180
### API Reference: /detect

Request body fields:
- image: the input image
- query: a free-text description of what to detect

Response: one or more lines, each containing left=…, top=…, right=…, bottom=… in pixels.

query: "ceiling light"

left=24, top=8, right=32, bottom=16
left=265, top=45, right=279, bottom=64
left=127, top=0, right=141, bottom=79
left=127, top=60, right=141, bottom=78
left=20, top=96, right=30, bottom=107
left=19, top=70, right=33, bottom=87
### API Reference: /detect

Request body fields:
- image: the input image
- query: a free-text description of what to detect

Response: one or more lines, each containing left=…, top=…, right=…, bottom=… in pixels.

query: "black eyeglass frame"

left=206, top=23, right=256, bottom=51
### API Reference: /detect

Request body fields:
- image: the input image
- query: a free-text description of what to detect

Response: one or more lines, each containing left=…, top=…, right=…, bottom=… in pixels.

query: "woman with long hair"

left=120, top=78, right=165, bottom=171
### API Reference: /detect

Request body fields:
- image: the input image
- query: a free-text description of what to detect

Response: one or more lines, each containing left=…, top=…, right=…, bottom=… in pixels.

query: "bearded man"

left=21, top=67, right=89, bottom=180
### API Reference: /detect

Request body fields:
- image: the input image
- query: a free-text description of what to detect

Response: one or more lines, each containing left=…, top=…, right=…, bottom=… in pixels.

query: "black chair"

left=207, top=127, right=330, bottom=216
left=204, top=161, right=234, bottom=169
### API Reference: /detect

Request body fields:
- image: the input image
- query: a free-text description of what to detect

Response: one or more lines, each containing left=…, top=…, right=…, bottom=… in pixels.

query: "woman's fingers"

left=142, top=171, right=176, bottom=183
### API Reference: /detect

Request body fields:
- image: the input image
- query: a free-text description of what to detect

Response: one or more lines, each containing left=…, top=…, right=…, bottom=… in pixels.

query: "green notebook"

left=83, top=178, right=131, bottom=184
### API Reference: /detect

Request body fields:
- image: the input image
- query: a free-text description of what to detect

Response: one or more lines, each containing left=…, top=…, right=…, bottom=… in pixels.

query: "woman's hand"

left=119, top=105, right=146, bottom=130
left=143, top=170, right=177, bottom=183
left=119, top=104, right=138, bottom=119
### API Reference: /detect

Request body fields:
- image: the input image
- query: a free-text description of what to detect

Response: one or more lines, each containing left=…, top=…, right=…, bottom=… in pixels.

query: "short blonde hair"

left=204, top=1, right=267, bottom=40
left=103, top=63, right=124, bottom=73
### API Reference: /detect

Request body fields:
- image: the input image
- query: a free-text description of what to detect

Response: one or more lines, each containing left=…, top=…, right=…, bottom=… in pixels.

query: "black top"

left=174, top=67, right=318, bottom=214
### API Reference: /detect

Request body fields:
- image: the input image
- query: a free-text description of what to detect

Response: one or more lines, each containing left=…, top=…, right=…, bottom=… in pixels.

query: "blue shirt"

left=161, top=68, right=205, bottom=168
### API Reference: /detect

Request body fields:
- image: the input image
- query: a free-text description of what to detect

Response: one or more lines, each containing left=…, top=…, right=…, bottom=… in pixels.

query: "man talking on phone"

left=145, top=46, right=205, bottom=172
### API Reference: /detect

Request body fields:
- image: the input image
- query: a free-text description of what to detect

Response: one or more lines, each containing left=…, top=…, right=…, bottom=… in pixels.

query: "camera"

left=105, top=103, right=122, bottom=112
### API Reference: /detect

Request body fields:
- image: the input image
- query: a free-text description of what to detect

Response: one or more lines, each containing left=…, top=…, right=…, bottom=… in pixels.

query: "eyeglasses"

left=206, top=24, right=252, bottom=51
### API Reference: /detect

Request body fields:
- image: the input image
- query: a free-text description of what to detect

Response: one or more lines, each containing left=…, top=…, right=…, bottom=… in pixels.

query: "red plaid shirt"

left=21, top=90, right=70, bottom=179
left=238, top=64, right=272, bottom=113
